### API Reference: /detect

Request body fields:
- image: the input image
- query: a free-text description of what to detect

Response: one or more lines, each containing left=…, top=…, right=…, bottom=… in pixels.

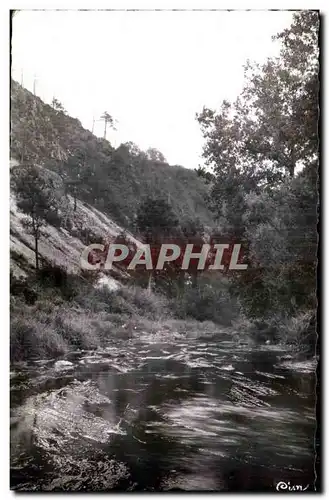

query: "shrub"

left=37, top=263, right=83, bottom=301
left=10, top=299, right=110, bottom=360
left=118, top=286, right=170, bottom=319
left=10, top=313, right=67, bottom=361
left=249, top=310, right=317, bottom=350
left=74, top=283, right=169, bottom=319
left=10, top=271, right=38, bottom=305
left=277, top=310, right=316, bottom=352
left=173, top=283, right=237, bottom=326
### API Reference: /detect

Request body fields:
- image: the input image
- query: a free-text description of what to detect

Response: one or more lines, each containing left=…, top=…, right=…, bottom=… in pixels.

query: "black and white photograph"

left=9, top=7, right=320, bottom=493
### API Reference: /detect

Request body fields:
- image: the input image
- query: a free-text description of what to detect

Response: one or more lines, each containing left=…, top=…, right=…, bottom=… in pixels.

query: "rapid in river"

left=10, top=330, right=317, bottom=492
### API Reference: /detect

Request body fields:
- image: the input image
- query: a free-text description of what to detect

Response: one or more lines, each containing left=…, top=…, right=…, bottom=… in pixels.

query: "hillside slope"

left=10, top=184, right=143, bottom=289
left=10, top=80, right=214, bottom=229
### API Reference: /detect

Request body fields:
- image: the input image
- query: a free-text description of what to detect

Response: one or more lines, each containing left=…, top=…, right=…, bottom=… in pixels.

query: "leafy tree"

left=146, top=147, right=167, bottom=163
left=123, top=141, right=144, bottom=158
left=135, top=196, right=179, bottom=293
left=136, top=196, right=179, bottom=243
left=115, top=142, right=147, bottom=166
left=199, top=11, right=318, bottom=181
left=11, top=165, right=64, bottom=270
left=197, top=11, right=319, bottom=328
left=197, top=11, right=318, bottom=229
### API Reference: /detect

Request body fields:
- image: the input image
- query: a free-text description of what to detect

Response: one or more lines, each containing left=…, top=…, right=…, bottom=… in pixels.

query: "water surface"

left=10, top=331, right=317, bottom=491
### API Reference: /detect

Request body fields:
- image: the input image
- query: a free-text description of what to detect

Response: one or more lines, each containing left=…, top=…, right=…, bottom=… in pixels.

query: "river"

left=10, top=330, right=317, bottom=492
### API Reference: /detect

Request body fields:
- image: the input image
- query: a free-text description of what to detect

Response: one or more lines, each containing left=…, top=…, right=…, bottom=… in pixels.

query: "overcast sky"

left=11, top=10, right=294, bottom=169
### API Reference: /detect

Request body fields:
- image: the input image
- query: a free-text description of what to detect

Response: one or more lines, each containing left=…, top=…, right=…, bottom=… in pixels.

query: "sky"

left=11, top=10, right=295, bottom=169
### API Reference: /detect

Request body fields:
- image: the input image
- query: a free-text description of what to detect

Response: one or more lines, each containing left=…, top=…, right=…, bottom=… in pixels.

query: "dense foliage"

left=197, top=11, right=319, bottom=338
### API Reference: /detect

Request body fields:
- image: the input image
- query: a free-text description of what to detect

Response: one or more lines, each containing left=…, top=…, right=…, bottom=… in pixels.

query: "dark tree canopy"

left=197, top=11, right=319, bottom=319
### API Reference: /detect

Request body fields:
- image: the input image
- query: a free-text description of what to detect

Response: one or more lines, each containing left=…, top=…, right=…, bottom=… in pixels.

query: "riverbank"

left=10, top=259, right=316, bottom=363
left=11, top=285, right=316, bottom=364
left=11, top=285, right=236, bottom=362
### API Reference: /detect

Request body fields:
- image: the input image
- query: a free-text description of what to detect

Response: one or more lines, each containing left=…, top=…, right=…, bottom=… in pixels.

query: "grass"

left=11, top=262, right=315, bottom=362
left=10, top=266, right=206, bottom=361
left=11, top=296, right=124, bottom=361
left=74, top=283, right=171, bottom=319
left=10, top=285, right=224, bottom=362
left=10, top=260, right=232, bottom=362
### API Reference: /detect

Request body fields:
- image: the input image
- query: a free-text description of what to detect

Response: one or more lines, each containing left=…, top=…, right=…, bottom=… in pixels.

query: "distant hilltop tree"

left=51, top=97, right=67, bottom=115
left=123, top=141, right=144, bottom=158
left=146, top=147, right=167, bottom=163
left=100, top=111, right=115, bottom=140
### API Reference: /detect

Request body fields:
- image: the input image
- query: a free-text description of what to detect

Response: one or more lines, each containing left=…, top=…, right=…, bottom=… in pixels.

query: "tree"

left=115, top=142, right=147, bottom=166
left=122, top=141, right=144, bottom=158
left=195, top=165, right=214, bottom=184
left=11, top=165, right=64, bottom=270
left=100, top=111, right=115, bottom=140
left=198, top=12, right=318, bottom=183
left=135, top=196, right=179, bottom=293
left=197, top=11, right=319, bottom=237
left=145, top=147, right=167, bottom=163
left=196, top=11, right=319, bottom=328
left=136, top=196, right=179, bottom=243
left=65, top=150, right=86, bottom=211
left=51, top=97, right=67, bottom=115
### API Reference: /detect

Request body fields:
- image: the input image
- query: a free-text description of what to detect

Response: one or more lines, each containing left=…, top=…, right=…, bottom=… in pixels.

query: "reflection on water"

left=10, top=332, right=317, bottom=491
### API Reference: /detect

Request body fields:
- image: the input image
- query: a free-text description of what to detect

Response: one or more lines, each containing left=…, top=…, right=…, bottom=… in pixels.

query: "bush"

left=10, top=271, right=38, bottom=305
left=70, top=226, right=104, bottom=247
left=10, top=298, right=112, bottom=360
left=173, top=283, right=237, bottom=326
left=118, top=286, right=170, bottom=319
left=73, top=284, right=169, bottom=319
left=73, top=285, right=131, bottom=314
left=277, top=311, right=316, bottom=352
left=10, top=310, right=67, bottom=361
left=37, top=263, right=83, bottom=300
left=52, top=312, right=103, bottom=350
left=248, top=310, right=317, bottom=350
left=250, top=318, right=281, bottom=343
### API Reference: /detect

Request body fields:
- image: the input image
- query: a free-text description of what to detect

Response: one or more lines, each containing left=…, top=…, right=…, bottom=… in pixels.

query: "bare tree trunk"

left=103, top=120, right=107, bottom=140
left=34, top=233, right=39, bottom=270
left=177, top=270, right=185, bottom=297
left=289, top=164, right=295, bottom=177
left=147, top=272, right=152, bottom=295
left=288, top=148, right=295, bottom=177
